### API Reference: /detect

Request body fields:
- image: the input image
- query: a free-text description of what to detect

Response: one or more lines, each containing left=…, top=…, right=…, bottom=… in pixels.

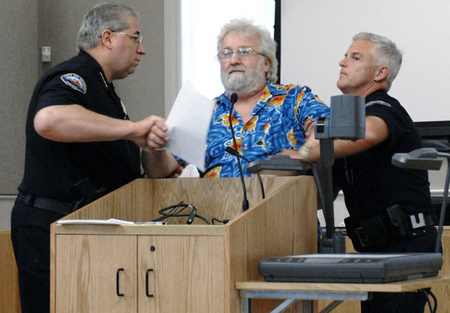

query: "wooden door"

left=54, top=234, right=137, bottom=312
left=138, top=235, right=227, bottom=312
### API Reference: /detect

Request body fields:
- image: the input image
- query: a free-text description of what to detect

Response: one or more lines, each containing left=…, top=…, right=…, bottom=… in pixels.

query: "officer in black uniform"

left=284, top=32, right=439, bottom=313
left=11, top=3, right=182, bottom=312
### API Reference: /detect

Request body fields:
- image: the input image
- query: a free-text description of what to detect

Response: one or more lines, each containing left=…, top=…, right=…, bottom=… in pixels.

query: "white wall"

left=281, top=0, right=450, bottom=122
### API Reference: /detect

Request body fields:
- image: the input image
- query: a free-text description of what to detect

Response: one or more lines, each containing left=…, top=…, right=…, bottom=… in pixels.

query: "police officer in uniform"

left=284, top=32, right=439, bottom=313
left=11, top=3, right=181, bottom=312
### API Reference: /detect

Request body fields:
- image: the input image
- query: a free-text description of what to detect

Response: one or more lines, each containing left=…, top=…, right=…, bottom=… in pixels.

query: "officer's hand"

left=132, top=115, right=169, bottom=152
left=144, top=117, right=170, bottom=153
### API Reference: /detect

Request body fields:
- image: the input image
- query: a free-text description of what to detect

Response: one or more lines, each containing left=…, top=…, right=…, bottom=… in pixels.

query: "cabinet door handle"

left=145, top=269, right=154, bottom=298
left=116, top=268, right=124, bottom=297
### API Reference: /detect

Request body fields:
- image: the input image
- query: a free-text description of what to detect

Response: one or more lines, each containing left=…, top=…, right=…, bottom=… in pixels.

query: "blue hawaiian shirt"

left=204, top=81, right=330, bottom=177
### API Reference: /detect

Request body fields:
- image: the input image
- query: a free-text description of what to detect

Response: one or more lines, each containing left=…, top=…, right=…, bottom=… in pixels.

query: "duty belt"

left=408, top=212, right=436, bottom=235
left=16, top=192, right=74, bottom=216
left=345, top=204, right=436, bottom=250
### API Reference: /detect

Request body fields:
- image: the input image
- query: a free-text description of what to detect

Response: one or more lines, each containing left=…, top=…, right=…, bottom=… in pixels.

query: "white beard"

left=221, top=60, right=266, bottom=96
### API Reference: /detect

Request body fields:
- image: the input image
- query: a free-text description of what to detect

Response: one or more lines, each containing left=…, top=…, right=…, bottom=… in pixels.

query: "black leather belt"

left=16, top=192, right=74, bottom=216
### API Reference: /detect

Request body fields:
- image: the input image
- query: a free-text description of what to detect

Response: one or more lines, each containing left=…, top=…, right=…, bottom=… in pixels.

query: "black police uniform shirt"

left=18, top=50, right=142, bottom=203
left=332, top=89, right=433, bottom=223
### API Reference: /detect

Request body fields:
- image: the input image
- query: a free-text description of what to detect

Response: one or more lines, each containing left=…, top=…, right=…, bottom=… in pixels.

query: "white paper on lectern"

left=165, top=80, right=215, bottom=172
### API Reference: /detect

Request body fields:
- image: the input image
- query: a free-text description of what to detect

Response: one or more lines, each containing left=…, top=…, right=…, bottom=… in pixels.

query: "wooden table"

left=236, top=276, right=450, bottom=313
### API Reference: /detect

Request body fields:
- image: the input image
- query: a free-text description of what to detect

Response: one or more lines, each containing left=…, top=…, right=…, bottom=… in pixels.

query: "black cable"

left=428, top=289, right=438, bottom=313
left=212, top=218, right=230, bottom=225
left=153, top=202, right=211, bottom=225
left=152, top=201, right=184, bottom=222
left=173, top=213, right=210, bottom=225
left=423, top=290, right=433, bottom=313
left=421, top=289, right=437, bottom=313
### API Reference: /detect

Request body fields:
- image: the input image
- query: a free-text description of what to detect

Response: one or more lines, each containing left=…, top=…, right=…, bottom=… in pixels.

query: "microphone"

left=225, top=147, right=265, bottom=199
left=230, top=92, right=238, bottom=105
left=228, top=93, right=249, bottom=211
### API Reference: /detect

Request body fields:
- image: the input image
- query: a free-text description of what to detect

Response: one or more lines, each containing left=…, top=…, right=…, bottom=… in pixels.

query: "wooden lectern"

left=50, top=176, right=318, bottom=312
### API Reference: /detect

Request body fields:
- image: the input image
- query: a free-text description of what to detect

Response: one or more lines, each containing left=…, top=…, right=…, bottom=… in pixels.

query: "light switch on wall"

left=42, top=46, right=51, bottom=62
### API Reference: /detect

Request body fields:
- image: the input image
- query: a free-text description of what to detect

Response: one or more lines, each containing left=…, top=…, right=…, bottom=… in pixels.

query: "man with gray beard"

left=202, top=18, right=330, bottom=177
left=142, top=18, right=329, bottom=178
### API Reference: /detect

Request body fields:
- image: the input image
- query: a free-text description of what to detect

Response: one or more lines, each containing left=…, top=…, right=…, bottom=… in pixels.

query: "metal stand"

left=314, top=95, right=365, bottom=253
left=392, top=147, right=450, bottom=253
left=239, top=289, right=370, bottom=313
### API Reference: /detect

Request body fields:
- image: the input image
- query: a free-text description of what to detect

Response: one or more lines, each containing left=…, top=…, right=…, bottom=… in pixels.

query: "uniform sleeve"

left=36, top=72, right=88, bottom=112
left=365, top=101, right=408, bottom=147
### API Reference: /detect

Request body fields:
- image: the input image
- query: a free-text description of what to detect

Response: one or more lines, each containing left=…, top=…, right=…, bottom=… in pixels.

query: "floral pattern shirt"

left=204, top=82, right=330, bottom=177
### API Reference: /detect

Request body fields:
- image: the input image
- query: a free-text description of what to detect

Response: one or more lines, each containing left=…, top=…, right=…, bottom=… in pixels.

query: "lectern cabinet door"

left=138, top=235, right=226, bottom=313
left=55, top=234, right=137, bottom=312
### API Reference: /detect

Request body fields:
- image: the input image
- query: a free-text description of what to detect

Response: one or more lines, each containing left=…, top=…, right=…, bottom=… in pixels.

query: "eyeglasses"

left=112, top=31, right=143, bottom=44
left=218, top=47, right=266, bottom=60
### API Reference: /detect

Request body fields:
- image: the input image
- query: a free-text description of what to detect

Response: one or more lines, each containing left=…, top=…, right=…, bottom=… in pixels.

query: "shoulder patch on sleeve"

left=365, top=100, right=391, bottom=108
left=60, top=73, right=87, bottom=94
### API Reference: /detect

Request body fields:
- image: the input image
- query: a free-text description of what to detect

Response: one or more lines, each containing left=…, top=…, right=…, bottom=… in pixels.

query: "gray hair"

left=77, top=3, right=139, bottom=50
left=217, top=18, right=278, bottom=83
left=352, top=32, right=402, bottom=91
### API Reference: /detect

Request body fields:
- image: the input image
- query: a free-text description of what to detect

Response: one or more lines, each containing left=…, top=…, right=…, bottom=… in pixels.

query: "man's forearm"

left=141, top=150, right=180, bottom=178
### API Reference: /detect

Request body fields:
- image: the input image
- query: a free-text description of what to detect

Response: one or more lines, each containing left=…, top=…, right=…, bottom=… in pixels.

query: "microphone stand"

left=225, top=147, right=265, bottom=199
left=228, top=93, right=249, bottom=211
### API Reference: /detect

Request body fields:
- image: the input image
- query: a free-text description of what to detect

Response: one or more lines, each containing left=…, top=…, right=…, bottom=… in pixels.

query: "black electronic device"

left=246, top=154, right=304, bottom=176
left=259, top=253, right=443, bottom=284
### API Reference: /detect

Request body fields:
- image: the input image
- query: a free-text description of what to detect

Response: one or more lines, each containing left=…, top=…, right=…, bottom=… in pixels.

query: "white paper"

left=165, top=80, right=215, bottom=171
left=178, top=164, right=200, bottom=177
left=58, top=218, right=166, bottom=225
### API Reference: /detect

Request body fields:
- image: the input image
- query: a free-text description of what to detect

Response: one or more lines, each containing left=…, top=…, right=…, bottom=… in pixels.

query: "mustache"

left=227, top=66, right=246, bottom=75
